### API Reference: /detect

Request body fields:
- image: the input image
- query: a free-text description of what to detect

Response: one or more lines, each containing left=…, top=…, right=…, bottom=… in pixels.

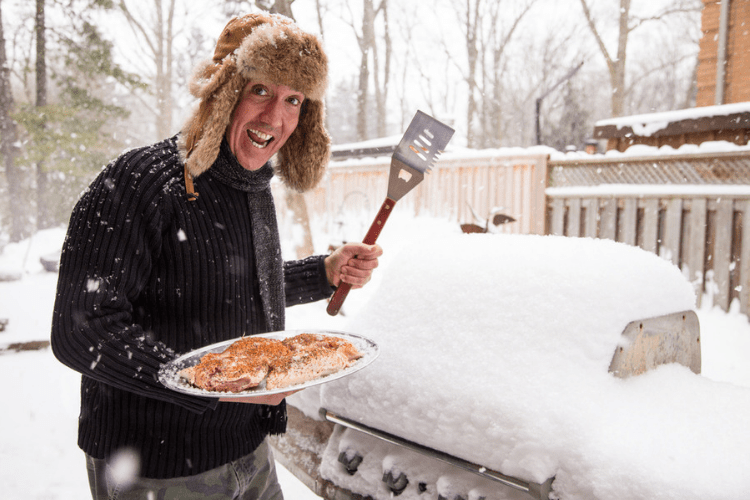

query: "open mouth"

left=246, top=128, right=274, bottom=149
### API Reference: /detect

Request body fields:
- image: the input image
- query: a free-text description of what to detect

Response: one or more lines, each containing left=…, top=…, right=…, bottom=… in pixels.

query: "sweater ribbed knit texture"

left=51, top=136, right=333, bottom=479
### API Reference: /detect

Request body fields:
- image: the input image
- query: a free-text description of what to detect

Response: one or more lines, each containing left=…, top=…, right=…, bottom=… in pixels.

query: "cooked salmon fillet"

left=178, top=334, right=362, bottom=393
left=281, top=333, right=362, bottom=362
left=267, top=334, right=360, bottom=390
left=179, top=337, right=290, bottom=392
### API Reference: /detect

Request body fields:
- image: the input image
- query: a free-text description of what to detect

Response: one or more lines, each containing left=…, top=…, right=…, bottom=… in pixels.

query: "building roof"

left=593, top=102, right=750, bottom=139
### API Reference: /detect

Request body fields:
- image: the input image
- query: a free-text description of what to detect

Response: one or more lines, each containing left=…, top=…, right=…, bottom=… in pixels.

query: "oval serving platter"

left=158, top=329, right=379, bottom=398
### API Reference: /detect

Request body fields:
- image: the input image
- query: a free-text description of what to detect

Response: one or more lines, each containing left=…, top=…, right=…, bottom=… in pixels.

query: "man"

left=51, top=13, right=381, bottom=500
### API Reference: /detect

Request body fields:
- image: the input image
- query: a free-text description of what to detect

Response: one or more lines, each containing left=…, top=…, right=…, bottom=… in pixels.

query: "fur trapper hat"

left=178, top=13, right=330, bottom=194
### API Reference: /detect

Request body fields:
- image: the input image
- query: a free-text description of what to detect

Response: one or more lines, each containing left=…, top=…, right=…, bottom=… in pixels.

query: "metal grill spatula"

left=326, top=110, right=455, bottom=316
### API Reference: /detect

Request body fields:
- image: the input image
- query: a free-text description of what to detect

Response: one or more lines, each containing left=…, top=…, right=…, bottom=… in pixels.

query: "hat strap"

left=184, top=164, right=199, bottom=201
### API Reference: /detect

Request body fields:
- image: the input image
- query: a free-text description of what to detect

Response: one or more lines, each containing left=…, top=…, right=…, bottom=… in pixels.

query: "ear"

left=276, top=99, right=331, bottom=192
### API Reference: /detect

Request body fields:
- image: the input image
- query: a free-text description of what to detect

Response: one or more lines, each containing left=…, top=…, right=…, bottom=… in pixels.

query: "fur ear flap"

left=180, top=67, right=245, bottom=178
left=276, top=99, right=331, bottom=192
left=192, top=58, right=237, bottom=100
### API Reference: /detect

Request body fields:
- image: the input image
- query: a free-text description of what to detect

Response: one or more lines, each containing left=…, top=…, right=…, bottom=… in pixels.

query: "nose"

left=259, top=97, right=284, bottom=129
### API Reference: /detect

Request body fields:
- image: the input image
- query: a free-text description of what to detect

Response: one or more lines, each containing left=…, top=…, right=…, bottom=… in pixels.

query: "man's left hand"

left=325, top=243, right=383, bottom=288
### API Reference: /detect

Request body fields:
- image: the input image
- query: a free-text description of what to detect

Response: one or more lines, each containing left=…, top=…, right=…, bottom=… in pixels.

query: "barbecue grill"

left=270, top=233, right=701, bottom=500
left=270, top=310, right=700, bottom=500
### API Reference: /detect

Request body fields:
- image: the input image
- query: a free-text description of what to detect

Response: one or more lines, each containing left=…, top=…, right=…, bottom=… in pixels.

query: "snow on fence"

left=547, top=151, right=750, bottom=314
left=273, top=149, right=750, bottom=315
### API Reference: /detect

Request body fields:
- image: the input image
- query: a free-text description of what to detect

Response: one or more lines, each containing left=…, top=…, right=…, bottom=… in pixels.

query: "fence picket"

left=584, top=198, right=599, bottom=237
left=600, top=198, right=617, bottom=240
left=642, top=199, right=660, bottom=253
left=687, top=198, right=707, bottom=308
left=714, top=199, right=734, bottom=311
left=620, top=198, right=637, bottom=246
left=550, top=199, right=565, bottom=236
left=568, top=198, right=582, bottom=237
left=663, top=198, right=683, bottom=265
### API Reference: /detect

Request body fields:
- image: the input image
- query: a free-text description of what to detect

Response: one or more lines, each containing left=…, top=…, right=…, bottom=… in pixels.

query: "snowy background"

left=2, top=209, right=750, bottom=499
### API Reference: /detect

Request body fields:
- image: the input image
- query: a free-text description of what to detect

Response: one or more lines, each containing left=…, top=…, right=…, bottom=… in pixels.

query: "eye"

left=287, top=95, right=303, bottom=106
left=251, top=85, right=269, bottom=96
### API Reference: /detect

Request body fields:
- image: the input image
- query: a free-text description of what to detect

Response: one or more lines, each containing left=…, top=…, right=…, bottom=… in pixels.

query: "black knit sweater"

left=51, top=136, right=333, bottom=479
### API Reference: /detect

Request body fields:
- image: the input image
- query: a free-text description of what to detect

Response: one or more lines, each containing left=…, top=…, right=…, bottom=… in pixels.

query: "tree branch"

left=578, top=0, right=615, bottom=80
left=629, top=3, right=702, bottom=32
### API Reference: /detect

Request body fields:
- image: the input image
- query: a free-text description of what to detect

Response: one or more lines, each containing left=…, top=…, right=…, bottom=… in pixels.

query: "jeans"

left=85, top=439, right=284, bottom=500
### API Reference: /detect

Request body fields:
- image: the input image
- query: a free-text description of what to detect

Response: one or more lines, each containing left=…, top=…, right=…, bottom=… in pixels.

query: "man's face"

left=226, top=80, right=305, bottom=171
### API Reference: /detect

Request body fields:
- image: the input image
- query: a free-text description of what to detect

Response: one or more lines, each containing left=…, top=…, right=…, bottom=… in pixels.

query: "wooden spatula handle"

left=326, top=282, right=353, bottom=316
left=362, top=197, right=396, bottom=244
left=326, top=198, right=397, bottom=316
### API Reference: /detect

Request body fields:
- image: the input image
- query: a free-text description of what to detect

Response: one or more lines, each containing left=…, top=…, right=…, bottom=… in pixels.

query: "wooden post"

left=620, top=198, right=637, bottom=246
left=687, top=198, right=708, bottom=308
left=739, top=201, right=750, bottom=315
left=584, top=198, right=599, bottom=237
left=600, top=197, right=617, bottom=240
left=550, top=198, right=565, bottom=236
left=713, top=198, right=734, bottom=311
left=662, top=198, right=683, bottom=265
left=568, top=198, right=582, bottom=237
left=642, top=199, right=660, bottom=253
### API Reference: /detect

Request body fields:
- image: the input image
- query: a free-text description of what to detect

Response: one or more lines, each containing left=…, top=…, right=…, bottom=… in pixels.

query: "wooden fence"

left=547, top=151, right=750, bottom=314
left=274, top=149, right=750, bottom=315
left=275, top=153, right=549, bottom=236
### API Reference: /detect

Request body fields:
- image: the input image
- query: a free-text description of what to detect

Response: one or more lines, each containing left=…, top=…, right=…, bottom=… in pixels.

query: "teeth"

left=251, top=129, right=272, bottom=140
left=246, top=128, right=273, bottom=149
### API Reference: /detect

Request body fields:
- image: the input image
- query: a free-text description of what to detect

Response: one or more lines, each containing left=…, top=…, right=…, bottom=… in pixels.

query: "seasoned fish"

left=178, top=334, right=362, bottom=393
left=179, top=337, right=290, bottom=392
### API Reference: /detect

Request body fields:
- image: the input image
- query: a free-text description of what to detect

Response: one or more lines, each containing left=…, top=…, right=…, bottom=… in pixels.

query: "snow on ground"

left=2, top=217, right=750, bottom=499
left=0, top=226, right=323, bottom=500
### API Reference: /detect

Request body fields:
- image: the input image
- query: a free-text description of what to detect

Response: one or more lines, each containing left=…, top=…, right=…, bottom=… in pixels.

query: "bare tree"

left=452, top=0, right=536, bottom=148
left=116, top=0, right=177, bottom=140
left=462, top=0, right=480, bottom=148
left=314, top=0, right=326, bottom=40
left=264, top=0, right=294, bottom=17
left=373, top=0, right=390, bottom=137
left=222, top=0, right=296, bottom=18
left=355, top=0, right=374, bottom=141
left=579, top=0, right=629, bottom=117
left=0, top=0, right=24, bottom=242
left=579, top=0, right=701, bottom=117
left=390, top=2, right=455, bottom=130
left=480, top=0, right=536, bottom=148
left=336, top=0, right=390, bottom=141
left=35, top=0, right=51, bottom=229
